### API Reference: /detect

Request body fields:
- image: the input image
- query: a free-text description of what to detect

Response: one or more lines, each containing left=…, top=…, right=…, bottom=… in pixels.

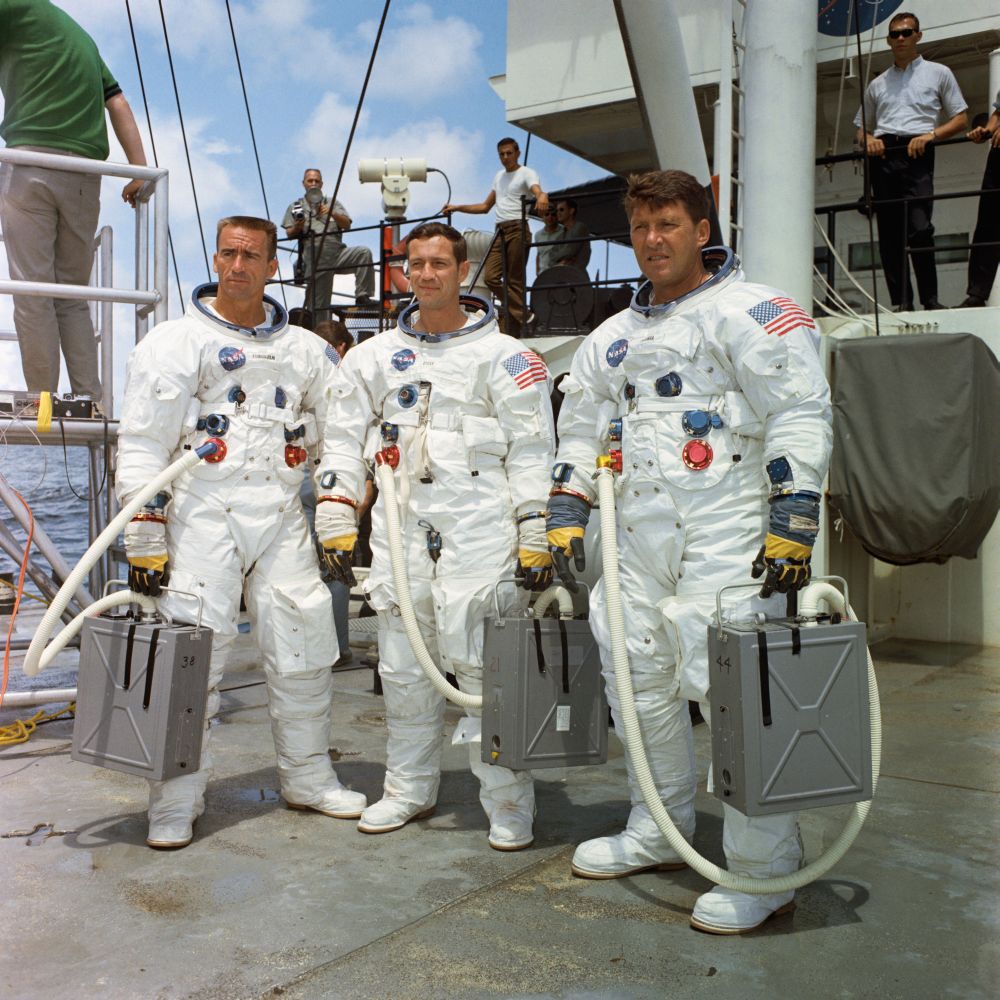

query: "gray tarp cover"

left=828, top=333, right=1000, bottom=565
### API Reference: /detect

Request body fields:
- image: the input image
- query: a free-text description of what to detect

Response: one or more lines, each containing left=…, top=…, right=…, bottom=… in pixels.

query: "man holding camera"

left=282, top=168, right=374, bottom=321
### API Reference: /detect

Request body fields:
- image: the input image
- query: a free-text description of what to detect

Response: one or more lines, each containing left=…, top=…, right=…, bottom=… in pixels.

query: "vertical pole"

left=716, top=1, right=734, bottom=245
left=988, top=48, right=1000, bottom=306
left=740, top=1, right=816, bottom=306
left=826, top=209, right=837, bottom=305
left=98, top=226, right=114, bottom=418
left=135, top=197, right=149, bottom=342
left=153, top=172, right=170, bottom=325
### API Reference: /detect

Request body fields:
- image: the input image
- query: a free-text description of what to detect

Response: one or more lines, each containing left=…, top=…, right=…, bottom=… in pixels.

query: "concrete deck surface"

left=1, top=636, right=997, bottom=1000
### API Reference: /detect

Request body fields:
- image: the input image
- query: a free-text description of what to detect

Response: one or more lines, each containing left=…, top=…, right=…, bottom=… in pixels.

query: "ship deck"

left=1, top=622, right=998, bottom=1000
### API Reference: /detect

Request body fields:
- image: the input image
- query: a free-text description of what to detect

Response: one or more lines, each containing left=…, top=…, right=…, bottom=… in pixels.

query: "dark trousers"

left=870, top=136, right=937, bottom=308
left=967, top=144, right=1000, bottom=301
left=485, top=220, right=529, bottom=337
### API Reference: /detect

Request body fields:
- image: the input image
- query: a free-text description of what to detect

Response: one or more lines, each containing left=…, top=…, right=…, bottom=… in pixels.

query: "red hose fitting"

left=202, top=437, right=228, bottom=463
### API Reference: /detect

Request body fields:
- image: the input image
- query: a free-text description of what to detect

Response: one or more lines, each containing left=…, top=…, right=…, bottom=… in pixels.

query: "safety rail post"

left=134, top=196, right=149, bottom=340
left=95, top=225, right=114, bottom=417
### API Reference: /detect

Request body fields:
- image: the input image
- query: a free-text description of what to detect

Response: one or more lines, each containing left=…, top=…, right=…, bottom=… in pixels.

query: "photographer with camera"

left=282, top=168, right=374, bottom=321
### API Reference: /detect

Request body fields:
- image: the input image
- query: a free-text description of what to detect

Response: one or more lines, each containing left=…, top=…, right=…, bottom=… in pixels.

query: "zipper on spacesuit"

left=416, top=381, right=433, bottom=483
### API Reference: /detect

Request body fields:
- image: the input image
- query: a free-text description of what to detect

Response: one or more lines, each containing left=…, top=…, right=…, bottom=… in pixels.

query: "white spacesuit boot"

left=468, top=741, right=536, bottom=851
left=572, top=616, right=697, bottom=877
left=358, top=619, right=443, bottom=834
left=146, top=745, right=213, bottom=849
left=690, top=808, right=802, bottom=934
left=456, top=661, right=535, bottom=851
left=269, top=667, right=366, bottom=818
left=146, top=646, right=226, bottom=849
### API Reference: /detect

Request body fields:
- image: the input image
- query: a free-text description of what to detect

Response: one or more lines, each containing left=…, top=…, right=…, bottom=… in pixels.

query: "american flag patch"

left=502, top=350, right=548, bottom=390
left=746, top=297, right=816, bottom=337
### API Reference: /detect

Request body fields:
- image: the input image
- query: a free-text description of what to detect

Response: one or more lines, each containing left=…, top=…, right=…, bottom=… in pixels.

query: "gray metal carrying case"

left=708, top=590, right=872, bottom=816
left=72, top=613, right=213, bottom=781
left=481, top=590, right=607, bottom=770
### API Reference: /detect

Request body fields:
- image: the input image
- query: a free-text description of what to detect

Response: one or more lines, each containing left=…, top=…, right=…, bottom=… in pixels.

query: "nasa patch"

left=391, top=348, right=416, bottom=371
left=219, top=346, right=246, bottom=371
left=324, top=344, right=341, bottom=366
left=606, top=339, right=628, bottom=368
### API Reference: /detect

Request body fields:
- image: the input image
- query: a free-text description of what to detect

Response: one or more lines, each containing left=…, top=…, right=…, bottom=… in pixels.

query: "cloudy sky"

left=0, top=0, right=611, bottom=400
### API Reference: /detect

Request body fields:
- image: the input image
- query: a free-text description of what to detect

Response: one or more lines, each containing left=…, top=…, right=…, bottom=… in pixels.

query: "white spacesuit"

left=322, top=295, right=555, bottom=849
left=116, top=283, right=366, bottom=847
left=553, top=248, right=832, bottom=929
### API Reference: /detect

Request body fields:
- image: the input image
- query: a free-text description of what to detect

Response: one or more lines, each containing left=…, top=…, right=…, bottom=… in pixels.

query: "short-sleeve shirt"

left=553, top=220, right=592, bottom=271
left=0, top=0, right=121, bottom=159
left=493, top=165, right=540, bottom=223
left=281, top=196, right=350, bottom=251
left=853, top=56, right=967, bottom=136
left=534, top=224, right=565, bottom=271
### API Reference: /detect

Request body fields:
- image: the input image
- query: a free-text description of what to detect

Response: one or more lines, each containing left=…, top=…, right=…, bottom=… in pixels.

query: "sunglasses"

left=888, top=27, right=916, bottom=39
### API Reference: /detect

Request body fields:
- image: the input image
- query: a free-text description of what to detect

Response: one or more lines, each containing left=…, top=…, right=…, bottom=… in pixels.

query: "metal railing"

left=0, top=148, right=170, bottom=599
left=814, top=136, right=999, bottom=308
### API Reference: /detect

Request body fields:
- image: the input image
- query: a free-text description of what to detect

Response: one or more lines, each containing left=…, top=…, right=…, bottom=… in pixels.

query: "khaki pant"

left=0, top=151, right=102, bottom=396
left=485, top=220, right=529, bottom=337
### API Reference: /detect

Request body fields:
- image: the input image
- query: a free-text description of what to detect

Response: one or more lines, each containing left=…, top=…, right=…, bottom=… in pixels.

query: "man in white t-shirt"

left=853, top=11, right=967, bottom=310
left=445, top=137, right=548, bottom=336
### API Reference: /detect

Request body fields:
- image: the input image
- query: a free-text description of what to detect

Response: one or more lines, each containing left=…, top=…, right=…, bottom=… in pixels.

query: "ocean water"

left=1, top=444, right=103, bottom=694
left=0, top=443, right=96, bottom=579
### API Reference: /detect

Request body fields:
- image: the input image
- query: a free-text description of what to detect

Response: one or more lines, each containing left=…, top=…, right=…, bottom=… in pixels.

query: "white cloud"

left=350, top=3, right=485, bottom=106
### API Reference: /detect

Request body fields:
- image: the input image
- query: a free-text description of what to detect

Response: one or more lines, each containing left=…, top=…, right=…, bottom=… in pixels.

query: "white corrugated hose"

left=596, top=466, right=882, bottom=893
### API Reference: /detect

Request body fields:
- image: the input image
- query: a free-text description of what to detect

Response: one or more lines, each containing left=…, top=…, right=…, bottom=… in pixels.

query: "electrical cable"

left=55, top=417, right=109, bottom=503
left=224, top=0, right=288, bottom=308
left=0, top=704, right=75, bottom=747
left=812, top=216, right=906, bottom=320
left=157, top=0, right=211, bottom=280
left=851, top=0, right=882, bottom=335
left=125, top=0, right=185, bottom=313
left=0, top=405, right=48, bottom=493
left=427, top=167, right=451, bottom=212
left=312, top=0, right=392, bottom=277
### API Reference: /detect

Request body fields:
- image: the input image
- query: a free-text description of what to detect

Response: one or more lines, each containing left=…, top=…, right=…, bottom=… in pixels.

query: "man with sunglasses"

left=854, top=11, right=967, bottom=311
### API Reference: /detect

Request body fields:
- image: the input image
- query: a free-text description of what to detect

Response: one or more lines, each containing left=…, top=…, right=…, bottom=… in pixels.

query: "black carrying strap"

left=533, top=618, right=571, bottom=694
left=142, top=628, right=160, bottom=710
left=756, top=629, right=773, bottom=727
left=123, top=623, right=137, bottom=689
left=790, top=625, right=801, bottom=655
left=558, top=619, right=569, bottom=694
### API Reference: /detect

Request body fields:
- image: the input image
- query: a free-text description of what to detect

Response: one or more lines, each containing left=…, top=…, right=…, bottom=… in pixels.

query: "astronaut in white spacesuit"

left=548, top=171, right=832, bottom=933
left=318, top=222, right=556, bottom=851
left=117, top=216, right=367, bottom=849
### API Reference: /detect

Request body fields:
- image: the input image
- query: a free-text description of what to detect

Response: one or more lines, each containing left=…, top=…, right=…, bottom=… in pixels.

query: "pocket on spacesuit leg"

left=658, top=595, right=715, bottom=703
left=252, top=577, right=337, bottom=674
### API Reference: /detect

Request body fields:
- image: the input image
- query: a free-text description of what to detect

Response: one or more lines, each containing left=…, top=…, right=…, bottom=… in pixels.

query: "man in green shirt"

left=0, top=0, right=147, bottom=399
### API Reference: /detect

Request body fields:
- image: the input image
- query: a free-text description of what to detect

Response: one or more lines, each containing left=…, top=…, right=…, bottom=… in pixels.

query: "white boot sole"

left=571, top=859, right=687, bottom=880
left=489, top=835, right=534, bottom=852
left=689, top=899, right=796, bottom=935
left=286, top=801, right=365, bottom=820
left=357, top=805, right=436, bottom=834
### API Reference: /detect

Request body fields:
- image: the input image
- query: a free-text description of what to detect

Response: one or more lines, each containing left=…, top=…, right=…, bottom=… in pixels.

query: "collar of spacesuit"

left=189, top=282, right=289, bottom=339
left=630, top=246, right=740, bottom=318
left=397, top=293, right=496, bottom=343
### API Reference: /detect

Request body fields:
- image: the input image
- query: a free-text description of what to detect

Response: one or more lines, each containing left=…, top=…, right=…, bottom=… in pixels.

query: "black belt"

left=496, top=219, right=527, bottom=229
left=880, top=133, right=928, bottom=145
